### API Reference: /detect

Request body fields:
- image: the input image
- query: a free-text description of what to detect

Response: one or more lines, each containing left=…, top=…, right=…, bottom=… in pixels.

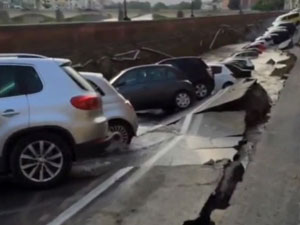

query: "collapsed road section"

left=214, top=46, right=300, bottom=225
left=182, top=47, right=299, bottom=225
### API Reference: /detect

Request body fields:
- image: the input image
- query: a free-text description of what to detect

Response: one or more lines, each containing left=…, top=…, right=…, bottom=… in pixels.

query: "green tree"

left=127, top=1, right=151, bottom=11
left=178, top=1, right=191, bottom=9
left=153, top=2, right=168, bottom=11
left=252, top=0, right=284, bottom=11
left=177, top=9, right=184, bottom=18
left=193, top=0, right=202, bottom=9
left=228, top=0, right=240, bottom=10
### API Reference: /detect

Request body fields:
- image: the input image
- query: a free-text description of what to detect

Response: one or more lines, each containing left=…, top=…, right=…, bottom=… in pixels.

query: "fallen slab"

left=198, top=80, right=271, bottom=127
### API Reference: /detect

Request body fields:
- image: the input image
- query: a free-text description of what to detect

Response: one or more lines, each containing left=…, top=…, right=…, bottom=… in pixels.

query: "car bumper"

left=74, top=132, right=120, bottom=160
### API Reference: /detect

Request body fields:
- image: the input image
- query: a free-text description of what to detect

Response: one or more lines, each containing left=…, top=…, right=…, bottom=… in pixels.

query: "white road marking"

left=46, top=167, right=134, bottom=225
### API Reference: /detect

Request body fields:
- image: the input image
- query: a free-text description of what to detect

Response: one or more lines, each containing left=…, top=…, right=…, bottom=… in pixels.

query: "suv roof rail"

left=0, top=53, right=47, bottom=58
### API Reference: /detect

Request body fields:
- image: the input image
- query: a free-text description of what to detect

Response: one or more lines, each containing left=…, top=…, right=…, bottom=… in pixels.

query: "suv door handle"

left=2, top=109, right=20, bottom=117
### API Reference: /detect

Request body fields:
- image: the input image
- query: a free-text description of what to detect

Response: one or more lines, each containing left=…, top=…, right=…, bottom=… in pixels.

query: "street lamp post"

left=123, top=0, right=130, bottom=21
left=191, top=0, right=194, bottom=17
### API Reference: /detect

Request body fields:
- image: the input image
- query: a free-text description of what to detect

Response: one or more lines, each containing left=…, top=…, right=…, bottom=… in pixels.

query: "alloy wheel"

left=19, top=141, right=64, bottom=183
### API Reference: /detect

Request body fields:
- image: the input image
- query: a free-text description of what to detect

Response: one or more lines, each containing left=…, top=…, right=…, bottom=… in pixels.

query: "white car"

left=81, top=72, right=138, bottom=145
left=208, top=63, right=236, bottom=91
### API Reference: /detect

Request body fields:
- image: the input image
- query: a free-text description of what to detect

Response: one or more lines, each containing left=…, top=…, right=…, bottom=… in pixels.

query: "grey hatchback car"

left=110, top=64, right=196, bottom=111
left=81, top=72, right=138, bottom=145
left=0, top=55, right=110, bottom=188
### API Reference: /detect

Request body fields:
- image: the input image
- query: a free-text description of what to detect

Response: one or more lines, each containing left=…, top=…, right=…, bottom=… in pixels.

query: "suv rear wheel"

left=10, top=133, right=72, bottom=188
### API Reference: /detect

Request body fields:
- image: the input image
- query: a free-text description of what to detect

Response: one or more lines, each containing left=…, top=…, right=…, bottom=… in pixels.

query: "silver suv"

left=0, top=54, right=110, bottom=188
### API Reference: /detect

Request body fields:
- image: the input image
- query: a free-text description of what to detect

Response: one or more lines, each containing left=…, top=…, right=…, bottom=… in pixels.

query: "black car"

left=232, top=50, right=260, bottom=59
left=157, top=57, right=215, bottom=99
left=224, top=58, right=255, bottom=71
left=269, top=31, right=291, bottom=44
left=223, top=59, right=254, bottom=78
left=276, top=23, right=296, bottom=35
left=110, top=65, right=196, bottom=111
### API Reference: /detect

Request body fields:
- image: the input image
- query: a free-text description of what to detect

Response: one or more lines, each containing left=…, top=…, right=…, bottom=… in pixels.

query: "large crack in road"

left=182, top=46, right=299, bottom=225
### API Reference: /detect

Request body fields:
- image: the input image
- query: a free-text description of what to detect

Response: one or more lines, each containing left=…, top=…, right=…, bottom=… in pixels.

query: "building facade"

left=285, top=0, right=300, bottom=9
left=222, top=0, right=259, bottom=9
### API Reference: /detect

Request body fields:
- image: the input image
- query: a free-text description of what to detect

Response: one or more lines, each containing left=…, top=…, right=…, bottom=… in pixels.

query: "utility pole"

left=123, top=0, right=130, bottom=21
left=191, top=0, right=194, bottom=17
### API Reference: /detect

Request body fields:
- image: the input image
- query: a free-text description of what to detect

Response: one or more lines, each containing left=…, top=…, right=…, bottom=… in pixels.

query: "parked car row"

left=253, top=10, right=300, bottom=50
left=0, top=52, right=238, bottom=188
left=209, top=10, right=300, bottom=84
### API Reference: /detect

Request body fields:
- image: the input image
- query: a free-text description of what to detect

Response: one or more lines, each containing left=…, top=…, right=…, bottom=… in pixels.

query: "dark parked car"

left=269, top=31, right=291, bottom=44
left=157, top=57, right=214, bottom=99
left=223, top=59, right=253, bottom=78
left=224, top=58, right=255, bottom=71
left=110, top=65, right=196, bottom=111
left=277, top=22, right=296, bottom=35
left=231, top=50, right=259, bottom=59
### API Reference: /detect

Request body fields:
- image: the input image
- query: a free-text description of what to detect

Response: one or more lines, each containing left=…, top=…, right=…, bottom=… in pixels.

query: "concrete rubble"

left=216, top=47, right=300, bottom=225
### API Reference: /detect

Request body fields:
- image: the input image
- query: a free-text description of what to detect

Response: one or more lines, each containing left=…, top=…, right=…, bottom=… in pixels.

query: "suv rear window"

left=62, top=66, right=94, bottom=91
left=0, top=65, right=42, bottom=98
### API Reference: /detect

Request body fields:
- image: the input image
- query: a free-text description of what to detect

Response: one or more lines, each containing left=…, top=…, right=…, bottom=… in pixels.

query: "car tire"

left=109, top=120, right=134, bottom=145
left=174, top=91, right=192, bottom=110
left=222, top=82, right=234, bottom=89
left=10, top=133, right=72, bottom=189
left=195, top=83, right=209, bottom=99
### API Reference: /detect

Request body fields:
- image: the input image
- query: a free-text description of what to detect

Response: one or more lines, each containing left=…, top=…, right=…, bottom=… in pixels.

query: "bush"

left=153, top=2, right=168, bottom=11
left=252, top=0, right=284, bottom=11
left=177, top=10, right=184, bottom=18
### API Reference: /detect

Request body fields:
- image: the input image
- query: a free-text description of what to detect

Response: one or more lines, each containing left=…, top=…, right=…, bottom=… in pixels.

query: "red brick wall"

left=0, top=12, right=281, bottom=76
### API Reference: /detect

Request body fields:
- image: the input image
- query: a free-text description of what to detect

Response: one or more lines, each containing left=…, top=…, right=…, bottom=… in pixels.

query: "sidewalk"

left=219, top=48, right=300, bottom=225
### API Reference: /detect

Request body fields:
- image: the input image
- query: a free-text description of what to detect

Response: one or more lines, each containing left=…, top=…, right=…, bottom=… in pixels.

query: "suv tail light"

left=71, top=95, right=101, bottom=110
